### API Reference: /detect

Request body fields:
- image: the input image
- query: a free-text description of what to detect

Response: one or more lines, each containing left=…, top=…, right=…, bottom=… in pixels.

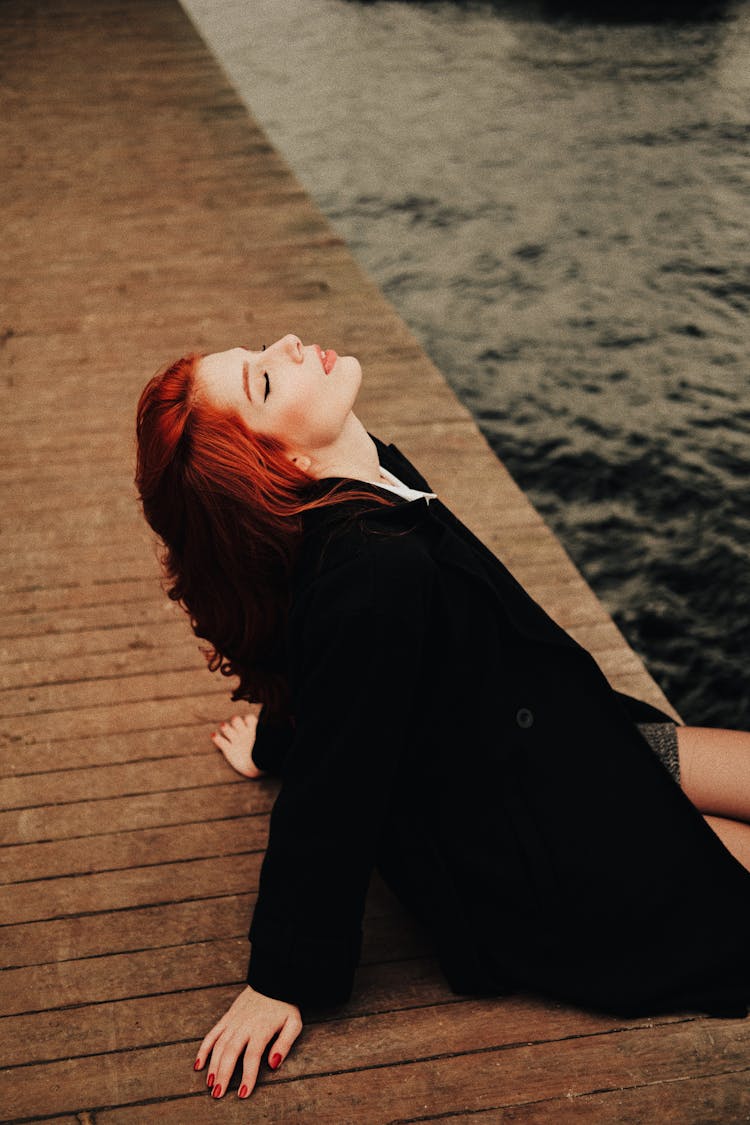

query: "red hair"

left=135, top=353, right=388, bottom=716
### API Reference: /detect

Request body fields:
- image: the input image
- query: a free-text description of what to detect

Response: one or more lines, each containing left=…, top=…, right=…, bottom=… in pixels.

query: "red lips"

left=314, top=343, right=338, bottom=374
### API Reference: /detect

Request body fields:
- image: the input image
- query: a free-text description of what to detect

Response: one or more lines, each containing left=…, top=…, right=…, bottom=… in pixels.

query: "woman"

left=136, top=334, right=750, bottom=1101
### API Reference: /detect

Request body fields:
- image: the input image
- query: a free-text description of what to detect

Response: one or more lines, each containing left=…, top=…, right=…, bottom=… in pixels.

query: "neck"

left=307, top=414, right=382, bottom=484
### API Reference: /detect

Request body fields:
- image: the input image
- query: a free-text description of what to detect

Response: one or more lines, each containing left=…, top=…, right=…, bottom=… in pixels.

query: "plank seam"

left=0, top=808, right=265, bottom=850
left=389, top=1063, right=750, bottom=1123
left=0, top=775, right=256, bottom=813
left=0, top=1009, right=701, bottom=1072
left=8, top=1037, right=744, bottom=1125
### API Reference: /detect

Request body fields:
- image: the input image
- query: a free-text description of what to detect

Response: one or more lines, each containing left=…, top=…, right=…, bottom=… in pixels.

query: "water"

left=180, top=0, right=750, bottom=727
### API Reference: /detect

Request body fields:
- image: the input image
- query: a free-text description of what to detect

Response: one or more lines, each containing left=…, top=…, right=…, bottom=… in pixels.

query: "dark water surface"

left=181, top=0, right=749, bottom=727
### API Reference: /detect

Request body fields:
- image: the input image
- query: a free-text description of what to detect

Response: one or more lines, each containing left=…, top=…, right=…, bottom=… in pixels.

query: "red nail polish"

left=212, top=1084, right=222, bottom=1098
left=193, top=1058, right=201, bottom=1071
left=207, top=1073, right=214, bottom=1088
left=270, top=1053, right=282, bottom=1070
left=239, top=1084, right=248, bottom=1098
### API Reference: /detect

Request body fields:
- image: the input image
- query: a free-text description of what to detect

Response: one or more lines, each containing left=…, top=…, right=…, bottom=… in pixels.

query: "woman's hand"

left=194, top=984, right=303, bottom=1099
left=211, top=708, right=266, bottom=778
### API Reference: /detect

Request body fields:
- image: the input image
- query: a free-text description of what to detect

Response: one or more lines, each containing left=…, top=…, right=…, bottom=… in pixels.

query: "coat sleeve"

left=250, top=716, right=295, bottom=775
left=246, top=534, right=435, bottom=1009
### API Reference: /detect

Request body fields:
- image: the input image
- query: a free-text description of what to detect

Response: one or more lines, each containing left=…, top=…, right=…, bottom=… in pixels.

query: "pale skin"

left=193, top=335, right=750, bottom=1099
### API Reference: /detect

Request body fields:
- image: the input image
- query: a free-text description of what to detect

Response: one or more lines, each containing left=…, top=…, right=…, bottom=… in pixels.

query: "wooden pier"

left=2, top=1, right=748, bottom=1121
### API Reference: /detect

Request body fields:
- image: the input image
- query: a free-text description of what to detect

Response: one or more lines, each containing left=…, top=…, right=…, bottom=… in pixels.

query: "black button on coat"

left=247, top=439, right=750, bottom=1018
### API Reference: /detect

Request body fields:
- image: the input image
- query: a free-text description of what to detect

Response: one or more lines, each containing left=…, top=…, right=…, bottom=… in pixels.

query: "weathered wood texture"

left=3, top=1, right=743, bottom=1123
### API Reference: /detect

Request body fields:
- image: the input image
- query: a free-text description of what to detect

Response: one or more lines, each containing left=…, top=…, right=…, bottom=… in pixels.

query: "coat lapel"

left=375, top=441, right=582, bottom=653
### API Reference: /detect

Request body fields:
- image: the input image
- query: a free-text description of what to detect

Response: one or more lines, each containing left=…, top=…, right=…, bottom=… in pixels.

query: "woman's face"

left=197, top=335, right=362, bottom=456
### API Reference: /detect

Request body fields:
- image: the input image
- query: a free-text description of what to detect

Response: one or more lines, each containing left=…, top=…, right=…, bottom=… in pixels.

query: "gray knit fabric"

left=638, top=722, right=681, bottom=783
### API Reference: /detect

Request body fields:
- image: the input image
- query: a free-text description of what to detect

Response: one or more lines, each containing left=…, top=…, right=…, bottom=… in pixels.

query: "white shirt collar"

left=376, top=465, right=436, bottom=504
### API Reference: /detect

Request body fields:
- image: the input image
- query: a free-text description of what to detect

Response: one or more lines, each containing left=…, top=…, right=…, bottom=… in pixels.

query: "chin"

left=337, top=353, right=362, bottom=388
left=339, top=353, right=361, bottom=374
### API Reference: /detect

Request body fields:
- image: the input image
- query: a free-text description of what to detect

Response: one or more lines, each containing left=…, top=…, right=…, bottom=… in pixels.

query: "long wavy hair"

left=135, top=353, right=388, bottom=716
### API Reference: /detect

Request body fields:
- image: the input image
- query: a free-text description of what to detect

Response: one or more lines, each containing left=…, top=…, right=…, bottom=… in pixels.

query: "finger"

left=205, top=1035, right=231, bottom=1098
left=194, top=1020, right=225, bottom=1071
left=210, top=728, right=232, bottom=747
left=211, top=1033, right=250, bottom=1100
left=238, top=1046, right=264, bottom=1099
left=229, top=714, right=247, bottom=732
left=267, top=1011, right=304, bottom=1072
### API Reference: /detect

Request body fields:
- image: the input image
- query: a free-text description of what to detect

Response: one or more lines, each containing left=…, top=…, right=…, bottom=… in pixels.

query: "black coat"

left=247, top=438, right=750, bottom=1017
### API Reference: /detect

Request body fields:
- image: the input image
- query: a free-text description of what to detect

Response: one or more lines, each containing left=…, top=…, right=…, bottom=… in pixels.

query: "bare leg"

left=677, top=726, right=750, bottom=821
left=676, top=727, right=750, bottom=872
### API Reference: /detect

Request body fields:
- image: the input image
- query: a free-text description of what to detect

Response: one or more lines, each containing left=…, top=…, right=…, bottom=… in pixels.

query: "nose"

left=277, top=334, right=303, bottom=360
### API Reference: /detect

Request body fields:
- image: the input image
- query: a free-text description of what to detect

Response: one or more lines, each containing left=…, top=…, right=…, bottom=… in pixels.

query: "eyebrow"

left=242, top=360, right=252, bottom=404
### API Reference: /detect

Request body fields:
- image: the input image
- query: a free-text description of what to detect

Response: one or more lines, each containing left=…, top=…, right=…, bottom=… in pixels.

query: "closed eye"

left=263, top=372, right=270, bottom=401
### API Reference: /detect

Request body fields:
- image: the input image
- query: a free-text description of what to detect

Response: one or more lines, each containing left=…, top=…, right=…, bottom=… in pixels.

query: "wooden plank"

left=0, top=577, right=169, bottom=617
left=0, top=893, right=255, bottom=971
left=1, top=853, right=264, bottom=929
left=4, top=1015, right=747, bottom=1125
left=0, top=667, right=219, bottom=718
left=0, top=719, right=228, bottom=777
left=0, top=936, right=249, bottom=1018
left=0, top=814, right=269, bottom=883
left=0, top=549, right=161, bottom=593
left=413, top=1071, right=750, bottom=1123
left=4, top=492, right=137, bottom=528
left=0, top=752, right=251, bottom=817
left=0, top=852, right=407, bottom=942
left=0, top=622, right=190, bottom=677
left=0, top=892, right=428, bottom=974
left=1, top=906, right=430, bottom=1020
left=0, top=893, right=256, bottom=971
left=0, top=691, right=229, bottom=745
left=0, top=957, right=446, bottom=1068
left=0, top=641, right=205, bottom=694
left=0, top=979, right=677, bottom=1073
left=2, top=526, right=168, bottom=556
left=0, top=772, right=267, bottom=846
left=0, top=597, right=179, bottom=644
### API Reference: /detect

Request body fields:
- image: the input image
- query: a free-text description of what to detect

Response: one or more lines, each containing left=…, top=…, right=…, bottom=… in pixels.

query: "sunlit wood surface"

left=3, top=2, right=749, bottom=1122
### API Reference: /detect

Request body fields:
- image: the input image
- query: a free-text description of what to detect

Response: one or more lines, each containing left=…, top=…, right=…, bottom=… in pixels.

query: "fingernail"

left=193, top=1058, right=201, bottom=1071
left=207, top=1073, right=215, bottom=1088
left=270, top=1052, right=282, bottom=1069
left=212, top=1084, right=222, bottom=1098
left=239, top=1084, right=248, bottom=1098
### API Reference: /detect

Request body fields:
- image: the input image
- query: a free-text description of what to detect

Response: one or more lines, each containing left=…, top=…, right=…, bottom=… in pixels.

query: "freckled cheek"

left=274, top=401, right=318, bottom=444
left=279, top=402, right=306, bottom=429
